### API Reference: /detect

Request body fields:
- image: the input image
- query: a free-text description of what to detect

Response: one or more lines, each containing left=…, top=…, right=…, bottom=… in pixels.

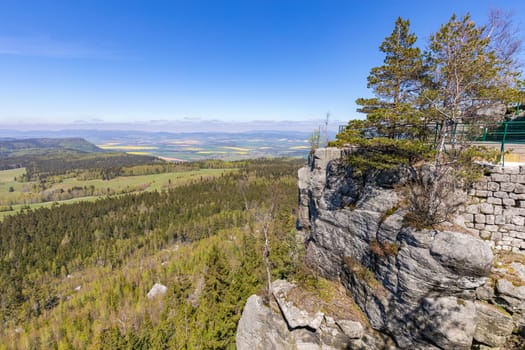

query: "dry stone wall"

left=462, top=165, right=525, bottom=253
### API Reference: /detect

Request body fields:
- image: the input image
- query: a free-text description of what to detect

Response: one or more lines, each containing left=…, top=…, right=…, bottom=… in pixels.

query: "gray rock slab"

left=418, top=296, right=477, bottom=350
left=429, top=231, right=493, bottom=277
left=146, top=283, right=167, bottom=299
left=272, top=280, right=324, bottom=330
left=474, top=301, right=514, bottom=347
left=336, top=320, right=364, bottom=339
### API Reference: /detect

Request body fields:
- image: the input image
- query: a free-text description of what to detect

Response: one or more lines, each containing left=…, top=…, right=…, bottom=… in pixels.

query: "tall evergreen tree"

left=356, top=17, right=425, bottom=138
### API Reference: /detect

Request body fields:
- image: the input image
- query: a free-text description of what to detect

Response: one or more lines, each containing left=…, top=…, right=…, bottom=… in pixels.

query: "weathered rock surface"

left=336, top=319, right=364, bottom=339
left=295, top=148, right=525, bottom=349
left=236, top=280, right=390, bottom=350
left=474, top=301, right=514, bottom=347
left=429, top=230, right=493, bottom=277
left=496, top=279, right=525, bottom=312
left=416, top=296, right=477, bottom=350
left=236, top=295, right=295, bottom=350
left=237, top=147, right=525, bottom=349
left=272, top=279, right=324, bottom=330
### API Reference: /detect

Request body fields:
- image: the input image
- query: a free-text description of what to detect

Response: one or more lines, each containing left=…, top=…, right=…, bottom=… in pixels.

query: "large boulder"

left=496, top=279, right=525, bottom=312
left=416, top=296, right=477, bottom=350
left=236, top=295, right=295, bottom=350
left=429, top=230, right=493, bottom=277
left=236, top=280, right=394, bottom=350
left=272, top=280, right=324, bottom=330
left=336, top=320, right=364, bottom=339
left=146, top=283, right=167, bottom=299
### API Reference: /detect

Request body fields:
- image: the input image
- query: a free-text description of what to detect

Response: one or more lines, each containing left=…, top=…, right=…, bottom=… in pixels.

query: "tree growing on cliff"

left=334, top=12, right=520, bottom=226
left=333, top=17, right=433, bottom=171
left=423, top=13, right=521, bottom=164
left=355, top=16, right=427, bottom=139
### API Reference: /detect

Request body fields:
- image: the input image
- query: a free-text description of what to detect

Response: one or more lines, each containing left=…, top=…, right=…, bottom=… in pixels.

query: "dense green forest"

left=0, top=138, right=103, bottom=155
left=0, top=137, right=167, bottom=181
left=0, top=158, right=304, bottom=349
left=1, top=151, right=163, bottom=181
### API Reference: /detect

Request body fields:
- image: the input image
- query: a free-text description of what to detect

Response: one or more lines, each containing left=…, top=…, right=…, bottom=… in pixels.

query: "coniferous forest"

left=0, top=158, right=304, bottom=349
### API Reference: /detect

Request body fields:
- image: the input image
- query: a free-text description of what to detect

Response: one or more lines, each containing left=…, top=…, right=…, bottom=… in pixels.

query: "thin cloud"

left=0, top=35, right=128, bottom=59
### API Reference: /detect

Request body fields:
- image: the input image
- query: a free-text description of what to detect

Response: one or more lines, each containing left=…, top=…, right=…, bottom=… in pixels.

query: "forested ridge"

left=0, top=158, right=303, bottom=349
left=2, top=151, right=162, bottom=181
left=0, top=138, right=103, bottom=155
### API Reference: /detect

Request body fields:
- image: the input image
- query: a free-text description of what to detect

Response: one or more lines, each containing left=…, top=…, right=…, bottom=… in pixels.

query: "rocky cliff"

left=237, top=147, right=525, bottom=349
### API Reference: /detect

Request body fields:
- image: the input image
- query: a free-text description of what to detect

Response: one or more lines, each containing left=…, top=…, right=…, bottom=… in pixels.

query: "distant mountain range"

left=0, top=129, right=331, bottom=160
left=0, top=128, right=323, bottom=143
left=0, top=118, right=344, bottom=134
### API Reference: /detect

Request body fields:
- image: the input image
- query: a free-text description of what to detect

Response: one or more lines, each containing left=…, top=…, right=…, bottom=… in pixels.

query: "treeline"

left=0, top=138, right=102, bottom=155
left=2, top=151, right=163, bottom=181
left=113, top=158, right=284, bottom=177
left=0, top=181, right=155, bottom=207
left=0, top=158, right=303, bottom=349
left=2, top=150, right=286, bottom=184
left=107, top=159, right=246, bottom=178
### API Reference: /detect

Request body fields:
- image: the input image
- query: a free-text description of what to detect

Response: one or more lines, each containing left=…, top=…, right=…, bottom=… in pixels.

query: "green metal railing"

left=338, top=119, right=525, bottom=166
left=453, top=120, right=525, bottom=165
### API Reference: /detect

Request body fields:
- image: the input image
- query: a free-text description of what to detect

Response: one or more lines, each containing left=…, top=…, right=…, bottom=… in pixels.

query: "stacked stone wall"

left=463, top=165, right=525, bottom=253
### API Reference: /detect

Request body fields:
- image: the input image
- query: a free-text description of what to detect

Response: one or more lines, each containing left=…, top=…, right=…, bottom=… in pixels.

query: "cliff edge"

left=237, top=147, right=525, bottom=349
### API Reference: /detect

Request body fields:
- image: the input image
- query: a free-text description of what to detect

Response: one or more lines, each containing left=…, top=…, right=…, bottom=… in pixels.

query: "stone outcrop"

left=237, top=147, right=525, bottom=349
left=296, top=148, right=525, bottom=349
left=236, top=294, right=296, bottom=350
left=272, top=280, right=325, bottom=330
left=474, top=301, right=514, bottom=348
left=236, top=280, right=395, bottom=350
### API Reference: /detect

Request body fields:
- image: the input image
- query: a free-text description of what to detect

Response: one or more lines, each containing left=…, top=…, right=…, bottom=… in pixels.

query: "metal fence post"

left=500, top=121, right=509, bottom=166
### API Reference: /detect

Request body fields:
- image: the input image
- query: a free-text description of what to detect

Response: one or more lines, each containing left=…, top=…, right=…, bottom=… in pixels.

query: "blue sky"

left=0, top=0, right=524, bottom=130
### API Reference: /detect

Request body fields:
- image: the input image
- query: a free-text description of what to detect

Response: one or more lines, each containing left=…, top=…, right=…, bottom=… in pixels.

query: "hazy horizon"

left=0, top=117, right=343, bottom=134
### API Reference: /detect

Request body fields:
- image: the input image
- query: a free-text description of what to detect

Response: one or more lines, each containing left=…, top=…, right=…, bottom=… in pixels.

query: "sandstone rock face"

left=474, top=301, right=514, bottom=347
left=415, top=296, right=477, bottom=350
left=236, top=147, right=525, bottom=349
left=496, top=279, right=525, bottom=312
left=272, top=280, right=324, bottom=330
left=236, top=295, right=294, bottom=350
left=295, top=148, right=525, bottom=349
left=336, top=320, right=364, bottom=339
left=236, top=280, right=394, bottom=350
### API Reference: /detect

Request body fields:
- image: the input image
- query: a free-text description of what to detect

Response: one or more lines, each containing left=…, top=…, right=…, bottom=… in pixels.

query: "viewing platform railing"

left=338, top=120, right=525, bottom=166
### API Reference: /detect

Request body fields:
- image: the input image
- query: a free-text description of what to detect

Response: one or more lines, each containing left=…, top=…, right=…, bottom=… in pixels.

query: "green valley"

left=0, top=157, right=305, bottom=349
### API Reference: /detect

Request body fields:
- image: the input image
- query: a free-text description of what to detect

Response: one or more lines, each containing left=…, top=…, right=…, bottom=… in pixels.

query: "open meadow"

left=0, top=167, right=231, bottom=220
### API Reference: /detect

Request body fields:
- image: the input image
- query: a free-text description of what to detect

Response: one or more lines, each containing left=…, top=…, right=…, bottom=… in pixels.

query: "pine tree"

left=356, top=17, right=425, bottom=139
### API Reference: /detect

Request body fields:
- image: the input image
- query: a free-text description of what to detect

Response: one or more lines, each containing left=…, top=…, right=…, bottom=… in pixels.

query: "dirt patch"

left=286, top=278, right=369, bottom=326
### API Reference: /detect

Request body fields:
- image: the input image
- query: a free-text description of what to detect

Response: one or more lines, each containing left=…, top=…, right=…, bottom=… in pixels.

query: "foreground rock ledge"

left=236, top=280, right=389, bottom=350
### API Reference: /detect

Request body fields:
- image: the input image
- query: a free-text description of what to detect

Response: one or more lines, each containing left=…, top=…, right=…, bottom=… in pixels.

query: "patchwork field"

left=91, top=131, right=314, bottom=161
